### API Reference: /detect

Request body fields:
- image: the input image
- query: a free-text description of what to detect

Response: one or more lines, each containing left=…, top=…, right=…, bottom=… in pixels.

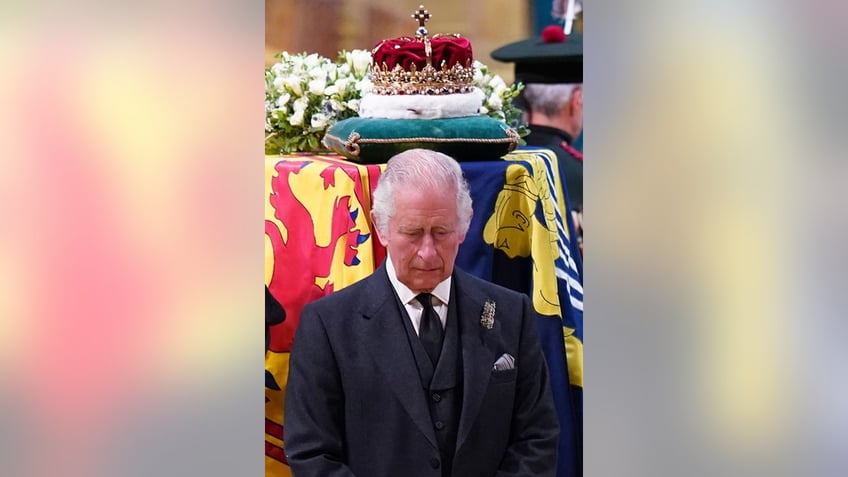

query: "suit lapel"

left=359, top=264, right=438, bottom=449
left=454, top=270, right=497, bottom=450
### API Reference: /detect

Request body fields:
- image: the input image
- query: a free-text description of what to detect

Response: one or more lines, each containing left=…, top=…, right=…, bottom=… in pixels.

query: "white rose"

left=308, top=78, right=327, bottom=95
left=486, top=92, right=503, bottom=110
left=289, top=109, right=305, bottom=126
left=311, top=112, right=330, bottom=129
left=282, top=76, right=302, bottom=96
left=356, top=78, right=373, bottom=95
left=329, top=68, right=340, bottom=83
left=345, top=99, right=361, bottom=112
left=488, top=75, right=506, bottom=90
left=479, top=105, right=489, bottom=115
left=276, top=93, right=291, bottom=108
left=350, top=49, right=372, bottom=77
left=336, top=63, right=351, bottom=77
left=328, top=99, right=344, bottom=112
left=334, top=77, right=349, bottom=93
left=292, top=97, right=308, bottom=113
left=491, top=82, right=507, bottom=97
left=323, top=84, right=339, bottom=96
left=308, top=66, right=325, bottom=80
left=303, top=53, right=321, bottom=69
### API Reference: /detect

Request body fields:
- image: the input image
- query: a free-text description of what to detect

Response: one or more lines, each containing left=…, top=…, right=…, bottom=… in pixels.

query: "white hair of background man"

left=523, top=83, right=582, bottom=117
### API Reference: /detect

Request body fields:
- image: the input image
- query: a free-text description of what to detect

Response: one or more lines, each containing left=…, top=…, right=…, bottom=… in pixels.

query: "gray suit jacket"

left=284, top=264, right=559, bottom=477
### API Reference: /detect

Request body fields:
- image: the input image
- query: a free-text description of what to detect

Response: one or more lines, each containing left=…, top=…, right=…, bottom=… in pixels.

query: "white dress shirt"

left=385, top=255, right=450, bottom=335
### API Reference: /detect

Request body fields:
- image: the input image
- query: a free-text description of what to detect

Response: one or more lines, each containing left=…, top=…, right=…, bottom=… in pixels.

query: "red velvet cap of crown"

left=372, top=35, right=473, bottom=72
left=370, top=34, right=476, bottom=95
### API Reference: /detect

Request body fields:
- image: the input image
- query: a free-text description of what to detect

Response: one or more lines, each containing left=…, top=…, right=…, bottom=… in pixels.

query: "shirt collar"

left=385, top=254, right=452, bottom=306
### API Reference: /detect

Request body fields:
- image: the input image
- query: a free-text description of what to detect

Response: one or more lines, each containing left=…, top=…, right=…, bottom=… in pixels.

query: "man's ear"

left=571, top=86, right=583, bottom=111
left=370, top=211, right=388, bottom=246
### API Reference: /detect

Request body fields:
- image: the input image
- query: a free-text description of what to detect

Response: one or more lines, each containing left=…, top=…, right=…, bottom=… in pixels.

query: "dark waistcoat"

left=397, top=294, right=464, bottom=477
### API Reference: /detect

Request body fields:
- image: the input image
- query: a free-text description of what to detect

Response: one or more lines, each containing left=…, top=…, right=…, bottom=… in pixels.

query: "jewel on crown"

left=369, top=5, right=476, bottom=96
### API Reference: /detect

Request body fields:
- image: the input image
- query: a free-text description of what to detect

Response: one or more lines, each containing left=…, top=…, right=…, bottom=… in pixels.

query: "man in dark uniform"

left=491, top=26, right=583, bottom=253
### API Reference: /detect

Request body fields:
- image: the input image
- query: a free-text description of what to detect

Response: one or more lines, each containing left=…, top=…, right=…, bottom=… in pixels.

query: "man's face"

left=375, top=187, right=466, bottom=293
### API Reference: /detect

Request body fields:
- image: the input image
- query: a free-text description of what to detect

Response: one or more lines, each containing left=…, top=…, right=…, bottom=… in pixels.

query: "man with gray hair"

left=284, top=148, right=559, bottom=477
left=523, top=81, right=583, bottom=214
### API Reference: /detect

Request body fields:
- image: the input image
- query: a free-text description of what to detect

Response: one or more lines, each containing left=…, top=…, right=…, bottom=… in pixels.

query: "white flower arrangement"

left=265, top=50, right=527, bottom=155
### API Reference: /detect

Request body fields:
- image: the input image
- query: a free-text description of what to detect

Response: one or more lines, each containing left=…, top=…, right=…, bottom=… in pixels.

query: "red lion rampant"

left=265, top=158, right=383, bottom=353
left=265, top=157, right=385, bottom=467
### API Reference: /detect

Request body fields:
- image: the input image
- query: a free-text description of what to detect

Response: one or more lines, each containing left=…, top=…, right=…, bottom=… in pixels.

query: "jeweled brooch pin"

left=480, top=299, right=496, bottom=330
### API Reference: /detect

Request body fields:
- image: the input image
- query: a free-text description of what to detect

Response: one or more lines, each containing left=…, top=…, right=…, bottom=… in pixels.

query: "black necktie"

left=415, top=293, right=443, bottom=366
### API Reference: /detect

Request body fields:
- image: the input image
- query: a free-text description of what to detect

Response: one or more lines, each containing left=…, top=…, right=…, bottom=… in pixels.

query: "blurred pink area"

left=0, top=9, right=263, bottom=477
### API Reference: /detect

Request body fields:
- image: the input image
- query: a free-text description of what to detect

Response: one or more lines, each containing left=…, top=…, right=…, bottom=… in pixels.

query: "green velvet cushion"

left=321, top=116, right=520, bottom=164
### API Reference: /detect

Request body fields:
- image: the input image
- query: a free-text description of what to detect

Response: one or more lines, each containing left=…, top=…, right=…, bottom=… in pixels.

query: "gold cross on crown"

left=411, top=5, right=431, bottom=28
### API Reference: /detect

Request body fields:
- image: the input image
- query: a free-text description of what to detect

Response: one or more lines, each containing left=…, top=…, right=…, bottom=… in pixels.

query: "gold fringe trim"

left=323, top=127, right=520, bottom=156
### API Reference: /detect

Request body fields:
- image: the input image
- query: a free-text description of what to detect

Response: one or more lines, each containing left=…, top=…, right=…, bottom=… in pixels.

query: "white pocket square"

left=492, top=353, right=515, bottom=371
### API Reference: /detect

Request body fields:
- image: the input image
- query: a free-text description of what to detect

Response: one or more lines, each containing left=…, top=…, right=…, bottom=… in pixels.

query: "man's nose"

left=418, top=233, right=437, bottom=260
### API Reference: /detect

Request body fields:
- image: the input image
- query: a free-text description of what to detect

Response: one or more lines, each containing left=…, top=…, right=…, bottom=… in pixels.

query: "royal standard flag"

left=265, top=155, right=385, bottom=477
left=455, top=149, right=583, bottom=477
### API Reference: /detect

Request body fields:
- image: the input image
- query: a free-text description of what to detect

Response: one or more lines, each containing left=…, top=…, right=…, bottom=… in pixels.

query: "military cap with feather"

left=491, top=25, right=582, bottom=84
